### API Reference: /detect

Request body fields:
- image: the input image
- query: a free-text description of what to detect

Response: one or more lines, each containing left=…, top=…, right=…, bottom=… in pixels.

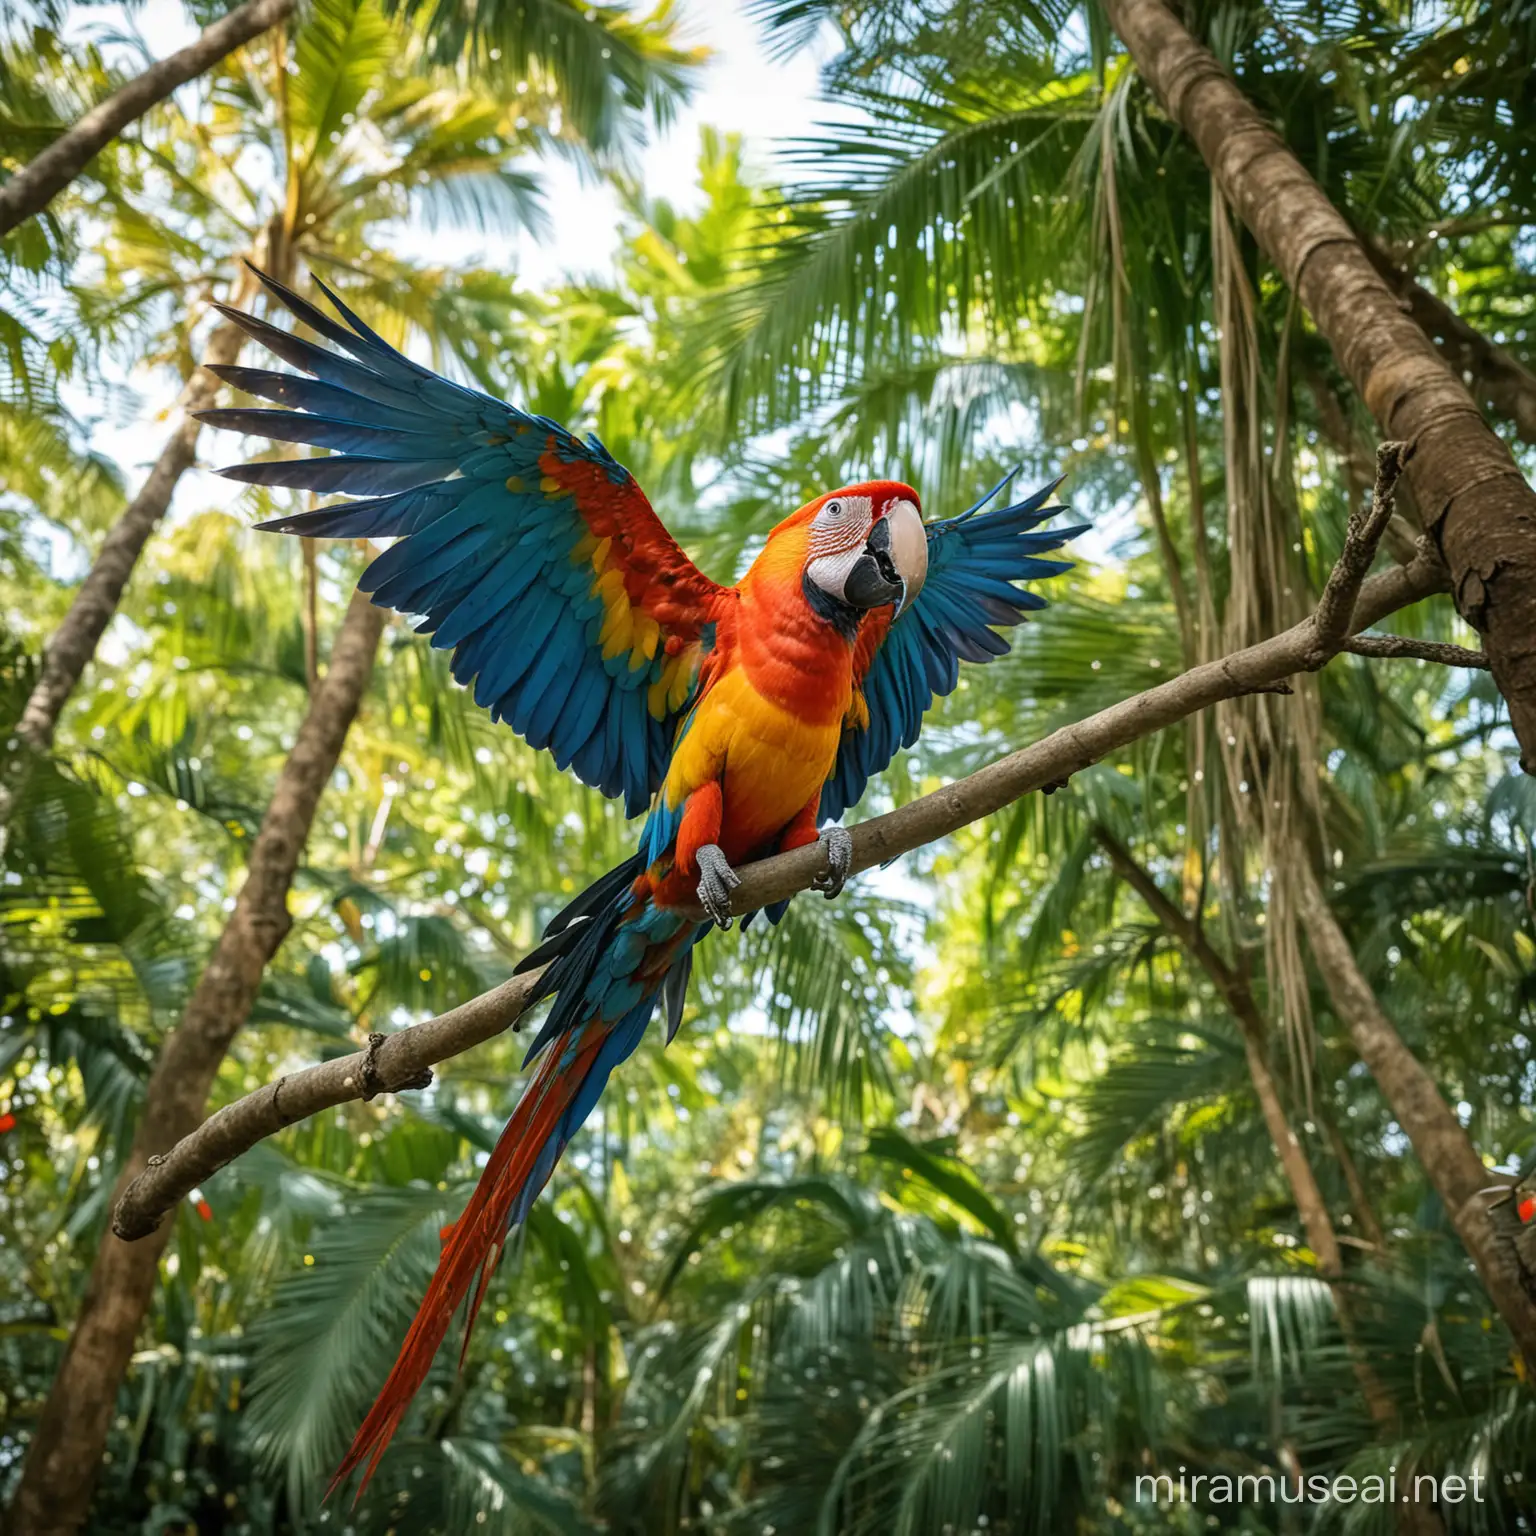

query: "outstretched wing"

left=200, top=269, right=722, bottom=816
left=821, top=475, right=1087, bottom=823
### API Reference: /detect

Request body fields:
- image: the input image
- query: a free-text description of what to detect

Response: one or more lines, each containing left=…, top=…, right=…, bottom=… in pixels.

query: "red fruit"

left=195, top=1199, right=213, bottom=1222
left=1518, top=1193, right=1536, bottom=1225
left=0, top=1113, right=15, bottom=1134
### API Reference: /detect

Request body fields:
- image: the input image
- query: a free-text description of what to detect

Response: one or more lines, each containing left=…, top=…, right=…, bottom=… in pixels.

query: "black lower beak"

left=843, top=520, right=906, bottom=610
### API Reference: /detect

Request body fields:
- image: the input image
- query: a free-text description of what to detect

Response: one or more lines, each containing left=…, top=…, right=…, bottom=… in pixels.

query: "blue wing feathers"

left=206, top=364, right=430, bottom=432
left=427, top=545, right=541, bottom=648
left=823, top=478, right=1087, bottom=823
left=466, top=617, right=535, bottom=704
left=245, top=270, right=387, bottom=367
left=517, top=582, right=568, bottom=660
left=558, top=669, right=611, bottom=772
left=219, top=452, right=464, bottom=495
left=621, top=694, right=649, bottom=813
left=522, top=639, right=582, bottom=753
left=197, top=407, right=450, bottom=457
left=206, top=269, right=717, bottom=815
left=570, top=720, right=610, bottom=792
left=210, top=305, right=429, bottom=411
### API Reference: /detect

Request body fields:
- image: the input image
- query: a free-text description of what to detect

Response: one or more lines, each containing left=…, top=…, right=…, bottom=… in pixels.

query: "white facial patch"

left=804, top=542, right=866, bottom=599
left=807, top=494, right=874, bottom=560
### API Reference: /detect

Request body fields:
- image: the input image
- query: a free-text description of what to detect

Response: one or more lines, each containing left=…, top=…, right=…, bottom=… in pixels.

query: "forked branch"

left=1309, top=441, right=1412, bottom=665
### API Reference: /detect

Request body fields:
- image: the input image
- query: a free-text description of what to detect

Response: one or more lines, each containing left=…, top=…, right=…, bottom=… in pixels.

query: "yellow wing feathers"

left=571, top=528, right=667, bottom=674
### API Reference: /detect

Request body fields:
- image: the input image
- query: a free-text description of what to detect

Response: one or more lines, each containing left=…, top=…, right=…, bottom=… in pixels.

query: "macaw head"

left=786, top=479, right=929, bottom=622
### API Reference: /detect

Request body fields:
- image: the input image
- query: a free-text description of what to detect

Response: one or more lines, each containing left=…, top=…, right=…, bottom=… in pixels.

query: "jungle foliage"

left=1, top=1, right=1534, bottom=1533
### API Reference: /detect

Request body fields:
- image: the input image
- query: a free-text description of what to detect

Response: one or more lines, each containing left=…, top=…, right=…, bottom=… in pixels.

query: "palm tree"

left=0, top=0, right=298, bottom=239
left=5, top=0, right=696, bottom=765
left=0, top=0, right=695, bottom=235
left=2, top=3, right=703, bottom=1525
left=6, top=5, right=1536, bottom=1529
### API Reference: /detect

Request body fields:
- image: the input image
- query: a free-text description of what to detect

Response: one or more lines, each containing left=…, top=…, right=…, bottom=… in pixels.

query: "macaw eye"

left=824, top=500, right=843, bottom=518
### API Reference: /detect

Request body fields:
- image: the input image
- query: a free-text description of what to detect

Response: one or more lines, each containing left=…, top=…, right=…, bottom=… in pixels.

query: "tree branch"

left=1345, top=632, right=1486, bottom=669
left=1092, top=826, right=1239, bottom=995
left=1092, top=825, right=1408, bottom=1429
left=1308, top=442, right=1410, bottom=663
left=1103, top=0, right=1536, bottom=771
left=1293, top=859, right=1536, bottom=1372
left=111, top=545, right=1450, bottom=1243
left=1341, top=634, right=1489, bottom=669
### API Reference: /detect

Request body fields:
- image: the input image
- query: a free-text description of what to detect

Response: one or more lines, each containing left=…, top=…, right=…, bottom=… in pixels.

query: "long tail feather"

left=328, top=1019, right=612, bottom=1498
left=328, top=859, right=700, bottom=1500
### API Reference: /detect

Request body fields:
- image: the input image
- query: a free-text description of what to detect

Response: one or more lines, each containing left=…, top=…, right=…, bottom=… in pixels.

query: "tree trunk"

left=0, top=0, right=296, bottom=238
left=4, top=590, right=387, bottom=1536
left=1096, top=833, right=1453, bottom=1535
left=1095, top=832, right=1344, bottom=1268
left=1362, top=238, right=1536, bottom=448
left=1104, top=0, right=1536, bottom=772
left=1293, top=861, right=1536, bottom=1375
left=1321, top=1113, right=1387, bottom=1252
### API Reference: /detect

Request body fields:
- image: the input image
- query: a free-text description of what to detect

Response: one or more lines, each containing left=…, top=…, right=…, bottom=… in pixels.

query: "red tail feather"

left=328, top=1026, right=609, bottom=1499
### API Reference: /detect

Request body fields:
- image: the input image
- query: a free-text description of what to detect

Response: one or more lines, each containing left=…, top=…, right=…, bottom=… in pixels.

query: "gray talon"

left=695, top=843, right=741, bottom=929
left=813, top=825, right=854, bottom=899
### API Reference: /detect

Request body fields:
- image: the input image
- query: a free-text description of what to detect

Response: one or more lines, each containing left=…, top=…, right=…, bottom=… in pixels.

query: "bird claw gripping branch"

left=694, top=843, right=741, bottom=928
left=201, top=267, right=1086, bottom=1493
left=812, top=825, right=854, bottom=899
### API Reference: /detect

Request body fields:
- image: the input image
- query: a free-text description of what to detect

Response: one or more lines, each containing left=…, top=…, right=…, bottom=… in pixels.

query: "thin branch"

left=110, top=545, right=1450, bottom=1243
left=1093, top=826, right=1403, bottom=1427
left=1294, top=859, right=1536, bottom=1371
left=1341, top=634, right=1490, bottom=669
left=111, top=973, right=542, bottom=1242
left=1092, top=826, right=1239, bottom=995
left=1309, top=441, right=1411, bottom=663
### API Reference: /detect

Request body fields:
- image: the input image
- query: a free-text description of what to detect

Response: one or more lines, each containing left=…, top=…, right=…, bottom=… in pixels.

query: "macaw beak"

left=885, top=497, right=928, bottom=618
left=842, top=498, right=929, bottom=618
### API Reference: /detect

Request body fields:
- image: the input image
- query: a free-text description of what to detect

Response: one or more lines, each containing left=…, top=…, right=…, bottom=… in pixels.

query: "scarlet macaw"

left=202, top=271, right=1086, bottom=1488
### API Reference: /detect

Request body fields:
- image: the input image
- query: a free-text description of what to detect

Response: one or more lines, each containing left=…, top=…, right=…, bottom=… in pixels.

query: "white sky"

left=512, top=5, right=831, bottom=287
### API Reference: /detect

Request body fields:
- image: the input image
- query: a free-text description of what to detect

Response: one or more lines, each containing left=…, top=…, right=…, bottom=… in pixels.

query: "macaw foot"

left=695, top=843, right=741, bottom=929
left=812, top=826, right=854, bottom=900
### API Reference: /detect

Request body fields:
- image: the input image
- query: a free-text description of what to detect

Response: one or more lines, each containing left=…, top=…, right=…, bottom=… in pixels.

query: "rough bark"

left=5, top=590, right=387, bottom=1536
left=1294, top=861, right=1536, bottom=1375
left=112, top=551, right=1451, bottom=1239
left=1105, top=0, right=1536, bottom=770
left=1363, top=238, right=1536, bottom=448
left=0, top=0, right=297, bottom=237
left=1341, top=634, right=1487, bottom=668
